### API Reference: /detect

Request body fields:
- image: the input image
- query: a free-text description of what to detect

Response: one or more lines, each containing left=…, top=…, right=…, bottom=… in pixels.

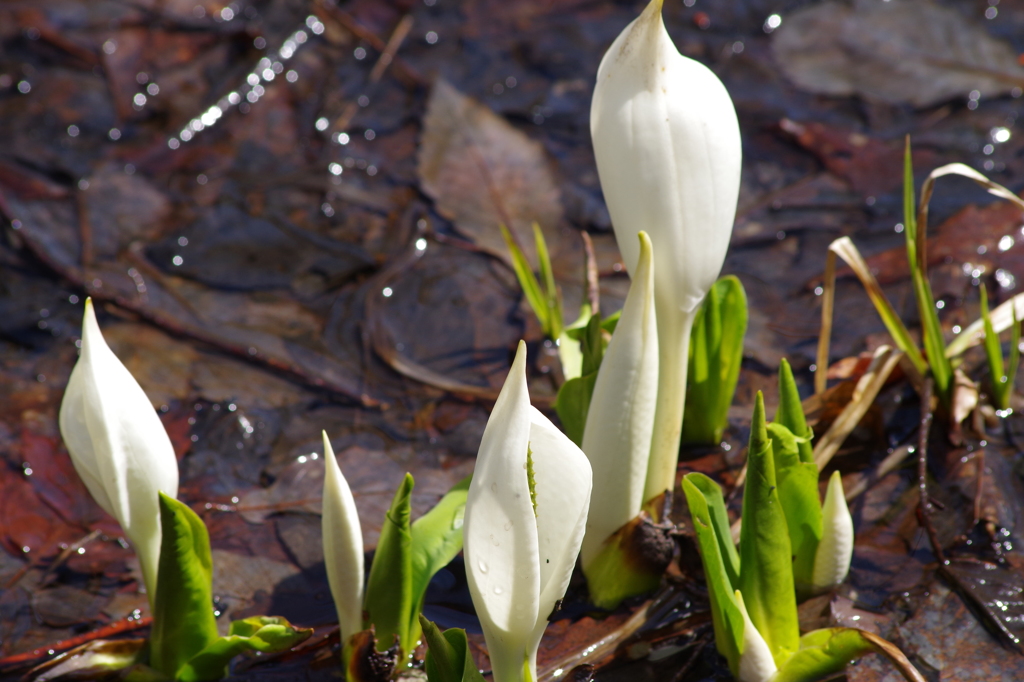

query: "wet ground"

left=3, top=0, right=1024, bottom=679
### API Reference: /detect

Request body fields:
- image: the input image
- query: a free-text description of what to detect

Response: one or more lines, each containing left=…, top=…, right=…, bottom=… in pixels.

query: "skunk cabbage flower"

left=812, top=471, right=855, bottom=594
left=591, top=0, right=741, bottom=505
left=736, top=591, right=777, bottom=682
left=464, top=341, right=593, bottom=682
left=580, top=231, right=657, bottom=567
left=321, top=431, right=365, bottom=643
left=59, top=298, right=179, bottom=604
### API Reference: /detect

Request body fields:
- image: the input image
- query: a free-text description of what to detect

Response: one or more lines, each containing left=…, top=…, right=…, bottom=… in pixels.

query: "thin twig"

left=581, top=231, right=600, bottom=314
left=0, top=618, right=151, bottom=672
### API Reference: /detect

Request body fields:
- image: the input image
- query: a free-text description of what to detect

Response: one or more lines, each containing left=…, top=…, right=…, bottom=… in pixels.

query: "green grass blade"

left=903, top=138, right=951, bottom=401
left=1008, top=304, right=1021, bottom=409
left=500, top=224, right=550, bottom=337
left=532, top=223, right=563, bottom=339
left=980, top=284, right=1008, bottom=409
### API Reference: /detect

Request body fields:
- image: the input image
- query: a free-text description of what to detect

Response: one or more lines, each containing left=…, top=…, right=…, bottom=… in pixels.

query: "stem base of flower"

left=583, top=512, right=673, bottom=610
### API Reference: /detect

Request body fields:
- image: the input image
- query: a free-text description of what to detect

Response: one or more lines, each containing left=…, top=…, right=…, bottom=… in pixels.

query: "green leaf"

left=175, top=617, right=312, bottom=682
left=420, top=616, right=486, bottom=682
left=903, top=138, right=952, bottom=403
left=774, top=627, right=926, bottom=682
left=682, top=276, right=748, bottom=446
left=150, top=493, right=219, bottom=679
left=601, top=310, right=620, bottom=335
left=738, top=393, right=800, bottom=666
left=407, top=477, right=471, bottom=655
left=774, top=359, right=814, bottom=464
left=557, top=330, right=584, bottom=382
left=684, top=473, right=739, bottom=588
left=500, top=224, right=550, bottom=337
left=773, top=628, right=874, bottom=682
left=554, top=312, right=606, bottom=446
left=766, top=422, right=822, bottom=600
left=364, top=473, right=414, bottom=657
left=682, top=474, right=744, bottom=676
left=554, top=374, right=597, bottom=447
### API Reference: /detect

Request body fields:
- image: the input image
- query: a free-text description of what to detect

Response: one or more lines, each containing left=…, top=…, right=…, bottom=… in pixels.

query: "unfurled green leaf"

left=682, top=474, right=743, bottom=676
left=681, top=276, right=748, bottom=446
left=364, top=474, right=414, bottom=656
left=738, top=394, right=800, bottom=666
left=903, top=138, right=952, bottom=404
left=766, top=423, right=822, bottom=600
left=420, top=616, right=486, bottom=682
left=773, top=628, right=874, bottom=682
left=774, top=627, right=925, bottom=682
left=150, top=493, right=219, bottom=679
left=406, top=477, right=471, bottom=656
left=774, top=359, right=813, bottom=464
left=175, top=617, right=312, bottom=682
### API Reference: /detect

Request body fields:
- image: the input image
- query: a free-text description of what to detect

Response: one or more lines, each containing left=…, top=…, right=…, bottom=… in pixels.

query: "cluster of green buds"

left=321, top=434, right=470, bottom=679
left=60, top=300, right=311, bottom=681
left=683, top=372, right=863, bottom=682
left=320, top=343, right=592, bottom=682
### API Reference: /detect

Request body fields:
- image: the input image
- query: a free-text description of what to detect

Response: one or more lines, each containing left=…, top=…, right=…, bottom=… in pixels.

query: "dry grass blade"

left=917, top=164, right=1024, bottom=265
left=816, top=237, right=926, bottom=395
left=946, top=292, right=1024, bottom=358
left=857, top=629, right=928, bottom=682
left=813, top=346, right=903, bottom=471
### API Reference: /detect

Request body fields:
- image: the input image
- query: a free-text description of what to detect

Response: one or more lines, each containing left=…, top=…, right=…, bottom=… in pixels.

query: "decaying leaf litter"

left=2, top=0, right=1024, bottom=679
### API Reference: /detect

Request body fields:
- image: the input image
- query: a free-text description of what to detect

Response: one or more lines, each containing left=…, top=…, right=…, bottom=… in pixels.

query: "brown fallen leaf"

left=417, top=79, right=567, bottom=267
left=778, top=119, right=936, bottom=198
left=773, top=0, right=1024, bottom=108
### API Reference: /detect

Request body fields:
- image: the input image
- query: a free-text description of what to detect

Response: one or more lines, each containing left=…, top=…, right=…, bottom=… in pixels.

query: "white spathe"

left=590, top=0, right=741, bottom=503
left=736, top=590, right=778, bottom=682
left=321, top=431, right=365, bottom=643
left=58, top=298, right=179, bottom=605
left=812, top=470, right=855, bottom=593
left=580, top=231, right=658, bottom=567
left=464, top=341, right=593, bottom=682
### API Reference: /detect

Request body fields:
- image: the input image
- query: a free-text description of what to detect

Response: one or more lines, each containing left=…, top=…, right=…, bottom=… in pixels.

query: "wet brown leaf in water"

left=418, top=79, right=566, bottom=266
left=773, top=0, right=1024, bottom=108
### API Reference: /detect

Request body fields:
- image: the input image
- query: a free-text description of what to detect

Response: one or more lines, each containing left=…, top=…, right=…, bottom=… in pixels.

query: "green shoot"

left=980, top=283, right=1020, bottom=412
left=500, top=223, right=563, bottom=341
left=681, top=275, right=747, bottom=446
left=903, top=137, right=953, bottom=405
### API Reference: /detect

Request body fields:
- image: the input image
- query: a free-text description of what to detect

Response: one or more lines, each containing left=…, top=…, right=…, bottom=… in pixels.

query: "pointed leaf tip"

left=750, top=391, right=768, bottom=451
